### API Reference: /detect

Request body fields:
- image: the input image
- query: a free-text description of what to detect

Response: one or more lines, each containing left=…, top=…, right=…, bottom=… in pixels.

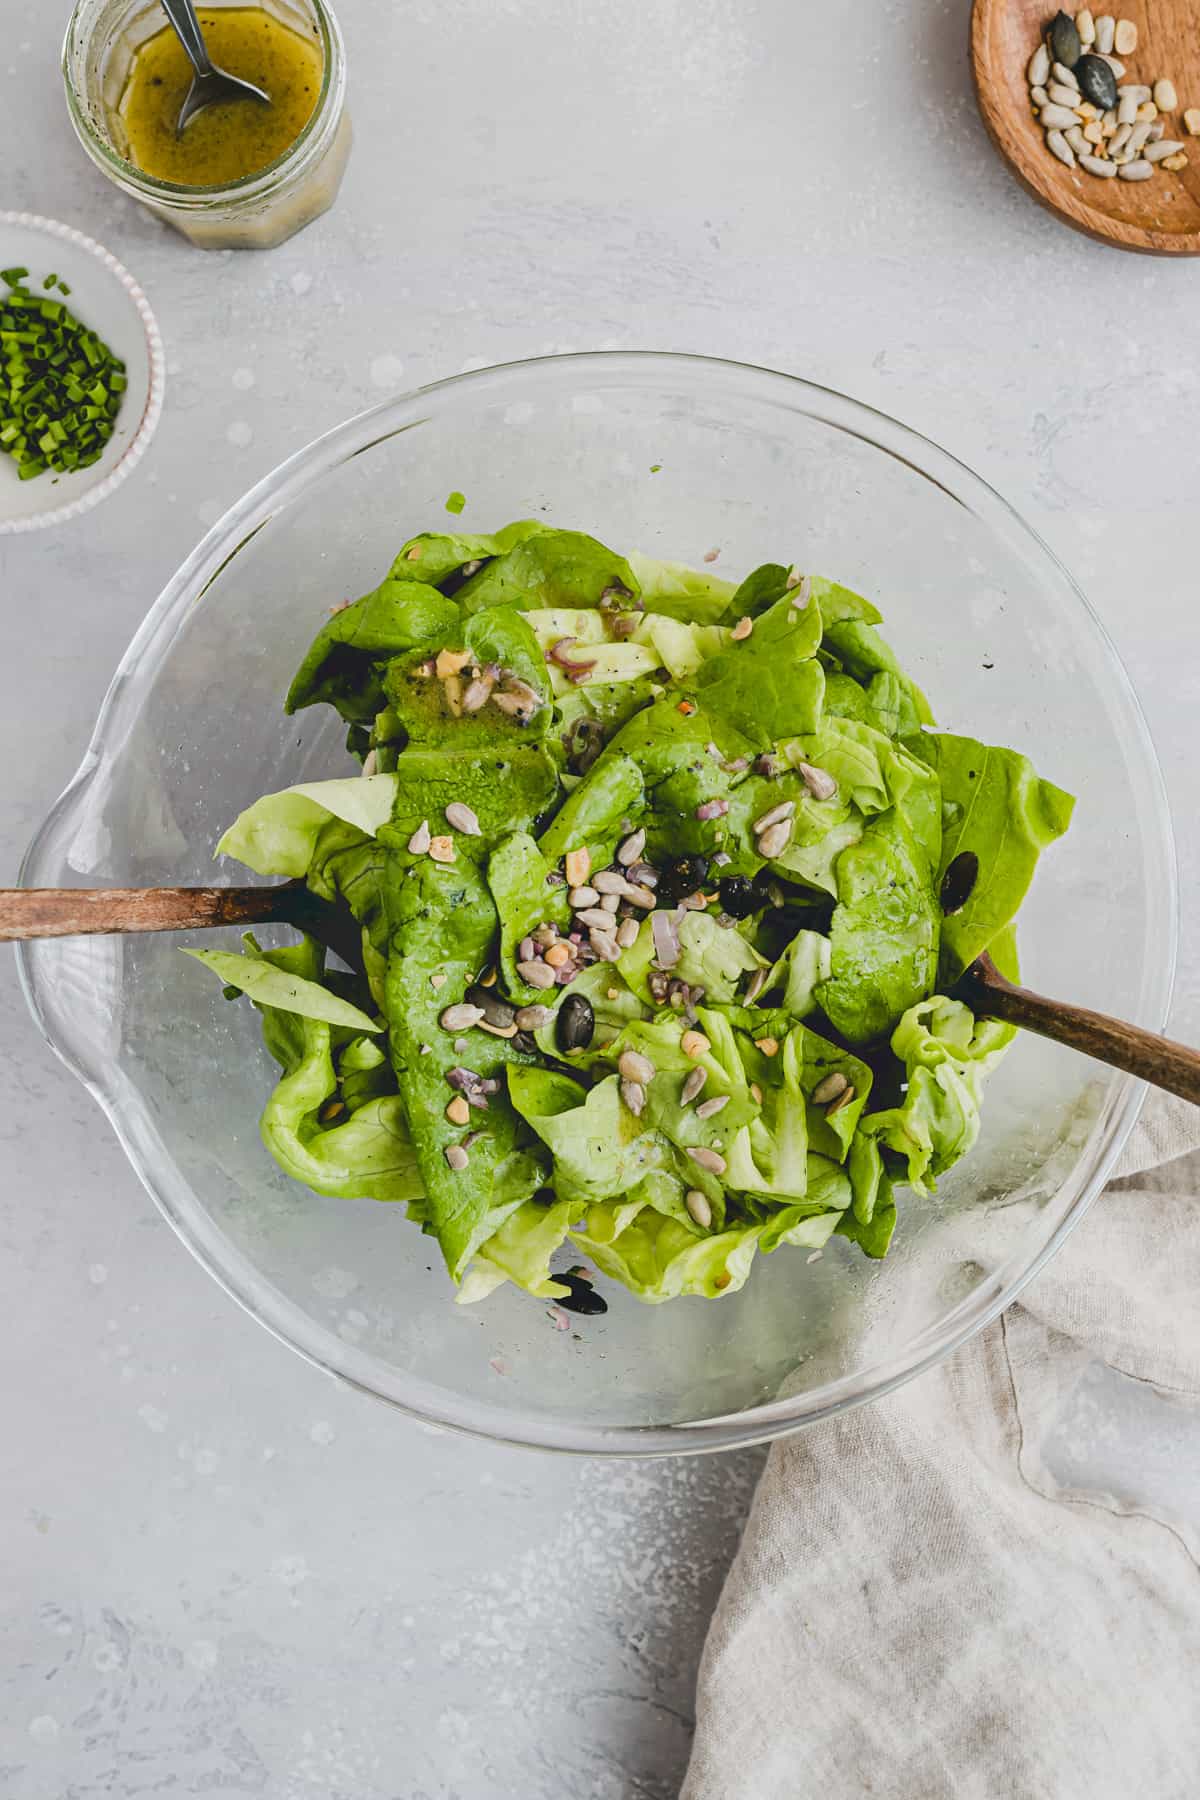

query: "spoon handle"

left=160, top=0, right=216, bottom=77
left=962, top=953, right=1200, bottom=1106
left=0, top=885, right=295, bottom=942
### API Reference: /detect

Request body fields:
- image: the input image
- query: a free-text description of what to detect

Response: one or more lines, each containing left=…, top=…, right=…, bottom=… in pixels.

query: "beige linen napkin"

left=684, top=1095, right=1200, bottom=1800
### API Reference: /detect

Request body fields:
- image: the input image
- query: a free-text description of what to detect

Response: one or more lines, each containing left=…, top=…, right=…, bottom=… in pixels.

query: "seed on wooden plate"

left=517, top=959, right=557, bottom=989
left=1075, top=53, right=1117, bottom=109
left=1136, top=103, right=1158, bottom=125
left=1185, top=109, right=1200, bottom=136
left=1081, top=150, right=1118, bottom=173
left=753, top=799, right=795, bottom=834
left=681, top=1065, right=708, bottom=1106
left=686, top=1190, right=713, bottom=1228
left=616, top=828, right=646, bottom=866
left=1031, top=84, right=1050, bottom=109
left=754, top=1036, right=779, bottom=1057
left=408, top=819, right=432, bottom=854
left=1077, top=122, right=1101, bottom=148
left=1051, top=60, right=1079, bottom=90
left=620, top=1078, right=646, bottom=1117
left=1077, top=8, right=1096, bottom=46
left=681, top=1029, right=710, bottom=1060
left=569, top=884, right=600, bottom=908
left=1117, top=93, right=1137, bottom=125
left=440, top=1002, right=484, bottom=1032
left=1118, top=158, right=1153, bottom=178
left=445, top=801, right=481, bottom=836
left=445, top=1095, right=471, bottom=1126
left=1028, top=42, right=1050, bottom=87
left=1048, top=82, right=1079, bottom=108
left=1040, top=102, right=1080, bottom=129
left=564, top=846, right=591, bottom=887
left=1113, top=18, right=1136, bottom=55
left=544, top=943, right=571, bottom=968
left=757, top=820, right=793, bottom=859
left=826, top=1084, right=857, bottom=1117
left=689, top=1146, right=727, bottom=1175
left=1117, top=83, right=1151, bottom=102
left=1161, top=151, right=1189, bottom=170
left=589, top=929, right=620, bottom=962
left=1075, top=100, right=1099, bottom=119
left=1109, top=120, right=1133, bottom=153
left=619, top=1049, right=656, bottom=1086
left=1126, top=121, right=1152, bottom=154
left=812, top=1070, right=848, bottom=1106
left=444, top=1143, right=470, bottom=1171
left=556, top=992, right=594, bottom=1052
left=695, top=1094, right=730, bottom=1120
left=1101, top=106, right=1118, bottom=131
left=1094, top=12, right=1114, bottom=54
left=1049, top=10, right=1081, bottom=67
left=1046, top=127, right=1076, bottom=165
left=731, top=615, right=753, bottom=641
left=515, top=1004, right=553, bottom=1030
left=1148, top=121, right=1165, bottom=141
left=1097, top=54, right=1124, bottom=78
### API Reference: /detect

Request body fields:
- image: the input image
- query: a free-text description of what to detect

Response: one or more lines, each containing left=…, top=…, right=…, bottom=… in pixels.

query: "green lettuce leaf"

left=626, top=551, right=736, bottom=623
left=389, top=519, right=547, bottom=586
left=217, top=775, right=399, bottom=877
left=915, top=732, right=1075, bottom=981
left=692, top=592, right=825, bottom=747
left=286, top=584, right=459, bottom=721
left=818, top=808, right=940, bottom=1044
left=456, top=528, right=639, bottom=615
left=572, top=1200, right=764, bottom=1301
left=487, top=830, right=572, bottom=1000
left=185, top=944, right=380, bottom=1032
left=457, top=1193, right=580, bottom=1303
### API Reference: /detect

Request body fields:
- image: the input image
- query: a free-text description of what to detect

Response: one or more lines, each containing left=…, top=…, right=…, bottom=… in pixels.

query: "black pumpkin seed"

left=553, top=1271, right=608, bottom=1315
left=1049, top=10, right=1081, bottom=67
left=940, top=850, right=980, bottom=915
left=719, top=874, right=759, bottom=919
left=556, top=992, right=595, bottom=1053
left=465, top=983, right=517, bottom=1029
left=1075, top=53, right=1117, bottom=109
left=656, top=853, right=711, bottom=906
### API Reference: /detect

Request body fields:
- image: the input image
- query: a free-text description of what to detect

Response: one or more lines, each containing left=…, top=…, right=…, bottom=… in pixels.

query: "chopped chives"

left=0, top=268, right=126, bottom=482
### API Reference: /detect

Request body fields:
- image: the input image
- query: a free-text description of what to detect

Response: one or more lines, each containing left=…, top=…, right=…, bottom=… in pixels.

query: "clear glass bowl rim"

left=17, top=350, right=1178, bottom=1457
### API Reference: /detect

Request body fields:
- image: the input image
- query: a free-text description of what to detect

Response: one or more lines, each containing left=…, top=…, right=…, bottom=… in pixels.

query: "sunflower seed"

left=753, top=800, right=795, bottom=834
left=1097, top=54, right=1124, bottom=77
left=1161, top=152, right=1189, bottom=170
left=620, top=1078, right=646, bottom=1117
left=681, top=1029, right=710, bottom=1059
left=826, top=1084, right=857, bottom=1117
left=681, top=1066, right=708, bottom=1106
left=569, top=885, right=600, bottom=908
left=533, top=923, right=559, bottom=948
left=1042, top=103, right=1080, bottom=131
left=1145, top=138, right=1185, bottom=161
left=1113, top=18, right=1136, bottom=54
left=572, top=906, right=613, bottom=931
left=618, top=1049, right=656, bottom=1086
left=749, top=1082, right=763, bottom=1106
left=428, top=835, right=456, bottom=863
left=617, top=828, right=646, bottom=866
left=812, top=1070, right=849, bottom=1106
left=622, top=883, right=657, bottom=910
left=686, top=1189, right=713, bottom=1228
left=589, top=929, right=621, bottom=962
left=408, top=819, right=432, bottom=854
left=462, top=671, right=496, bottom=713
left=1148, top=121, right=1166, bottom=141
left=1126, top=121, right=1152, bottom=154
left=1080, top=150, right=1118, bottom=174
left=1028, top=42, right=1050, bottom=86
left=796, top=761, right=838, bottom=801
left=440, top=1003, right=485, bottom=1032
left=1031, top=84, right=1050, bottom=108
left=1118, top=158, right=1153, bottom=178
left=444, top=1143, right=470, bottom=1171
left=1066, top=125, right=1090, bottom=153
left=588, top=870, right=624, bottom=896
left=1077, top=9, right=1095, bottom=46
left=1117, top=93, right=1138, bottom=124
left=754, top=1035, right=780, bottom=1057
left=1186, top=110, right=1200, bottom=136
left=689, top=1146, right=727, bottom=1175
left=1117, top=83, right=1151, bottom=102
left=517, top=959, right=557, bottom=989
left=1095, top=13, right=1115, bottom=54
left=1052, top=60, right=1079, bottom=89
left=1047, top=83, right=1078, bottom=108
left=519, top=936, right=536, bottom=963
left=599, top=893, right=620, bottom=915
left=1108, top=120, right=1133, bottom=152
left=757, top=820, right=792, bottom=859
left=616, top=917, right=639, bottom=949
left=1046, top=127, right=1075, bottom=166
left=445, top=801, right=481, bottom=836
left=695, top=1094, right=730, bottom=1120
left=445, top=1095, right=471, bottom=1126
left=744, top=966, right=768, bottom=1005
left=514, top=1004, right=553, bottom=1031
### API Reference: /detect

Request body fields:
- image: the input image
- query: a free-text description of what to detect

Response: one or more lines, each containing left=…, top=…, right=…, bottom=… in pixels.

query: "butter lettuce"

left=190, top=518, right=1073, bottom=1311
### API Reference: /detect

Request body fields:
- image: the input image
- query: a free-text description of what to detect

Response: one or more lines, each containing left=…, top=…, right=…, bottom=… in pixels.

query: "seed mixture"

left=1028, top=12, right=1196, bottom=184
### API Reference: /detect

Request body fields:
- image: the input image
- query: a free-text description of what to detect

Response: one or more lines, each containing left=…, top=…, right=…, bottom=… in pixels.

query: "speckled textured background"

left=2, top=1, right=1198, bottom=1794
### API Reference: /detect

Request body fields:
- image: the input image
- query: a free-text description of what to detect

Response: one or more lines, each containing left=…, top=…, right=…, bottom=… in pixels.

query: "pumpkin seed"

left=939, top=850, right=980, bottom=915
left=1049, top=10, right=1081, bottom=67
left=465, top=984, right=517, bottom=1029
left=556, top=993, right=595, bottom=1052
left=1075, top=54, right=1117, bottom=109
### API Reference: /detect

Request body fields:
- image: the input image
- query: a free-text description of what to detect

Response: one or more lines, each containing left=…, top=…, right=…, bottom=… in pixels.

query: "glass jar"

left=62, top=0, right=351, bottom=250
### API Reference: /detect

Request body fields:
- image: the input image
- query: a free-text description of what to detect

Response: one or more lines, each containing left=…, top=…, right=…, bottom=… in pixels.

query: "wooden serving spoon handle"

left=959, top=952, right=1200, bottom=1107
left=0, top=884, right=365, bottom=971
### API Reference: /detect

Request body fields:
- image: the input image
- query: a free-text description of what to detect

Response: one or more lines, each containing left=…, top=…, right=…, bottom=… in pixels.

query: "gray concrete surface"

left=2, top=0, right=1198, bottom=1794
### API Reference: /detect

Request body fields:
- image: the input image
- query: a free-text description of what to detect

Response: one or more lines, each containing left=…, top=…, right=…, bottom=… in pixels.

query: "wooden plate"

left=972, top=2, right=1200, bottom=254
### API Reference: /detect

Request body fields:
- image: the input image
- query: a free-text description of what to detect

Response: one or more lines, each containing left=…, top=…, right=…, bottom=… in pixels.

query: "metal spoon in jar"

left=160, top=0, right=270, bottom=134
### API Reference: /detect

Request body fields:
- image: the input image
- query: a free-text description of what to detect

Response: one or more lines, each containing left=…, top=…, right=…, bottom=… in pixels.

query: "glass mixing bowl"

left=18, top=353, right=1176, bottom=1455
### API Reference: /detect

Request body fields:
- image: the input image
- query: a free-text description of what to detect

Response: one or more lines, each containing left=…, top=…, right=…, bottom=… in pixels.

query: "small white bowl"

left=0, top=212, right=165, bottom=534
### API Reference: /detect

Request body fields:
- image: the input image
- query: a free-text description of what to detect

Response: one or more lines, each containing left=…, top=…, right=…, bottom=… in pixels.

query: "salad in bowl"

left=190, top=517, right=1073, bottom=1313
